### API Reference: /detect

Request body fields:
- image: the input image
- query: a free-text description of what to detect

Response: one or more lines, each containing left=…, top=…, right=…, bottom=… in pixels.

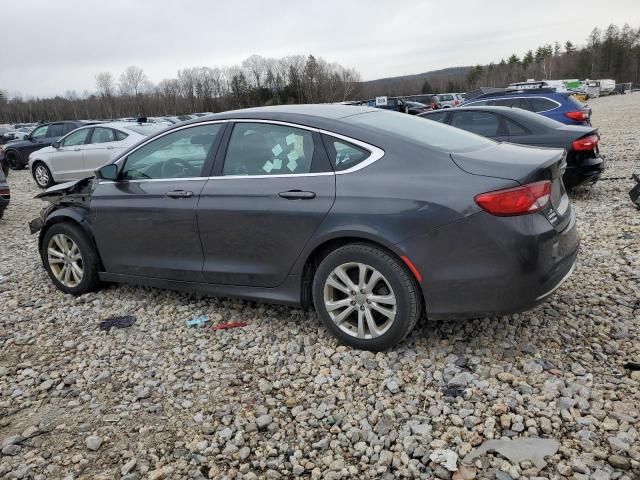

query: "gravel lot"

left=1, top=94, right=639, bottom=480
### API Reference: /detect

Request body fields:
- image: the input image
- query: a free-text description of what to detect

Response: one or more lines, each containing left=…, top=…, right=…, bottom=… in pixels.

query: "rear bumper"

left=564, top=155, right=605, bottom=188
left=394, top=207, right=580, bottom=320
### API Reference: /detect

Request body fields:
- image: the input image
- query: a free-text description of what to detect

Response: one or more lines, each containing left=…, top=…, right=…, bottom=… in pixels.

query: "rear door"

left=49, top=127, right=91, bottom=181
left=197, top=121, right=335, bottom=287
left=83, top=127, right=119, bottom=171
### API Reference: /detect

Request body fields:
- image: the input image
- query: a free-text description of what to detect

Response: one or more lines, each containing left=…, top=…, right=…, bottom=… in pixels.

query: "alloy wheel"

left=47, top=234, right=83, bottom=288
left=35, top=165, right=50, bottom=187
left=323, top=262, right=397, bottom=339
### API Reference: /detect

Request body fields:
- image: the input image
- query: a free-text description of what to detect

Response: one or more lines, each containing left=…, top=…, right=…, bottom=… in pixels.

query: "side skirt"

left=98, top=272, right=303, bottom=306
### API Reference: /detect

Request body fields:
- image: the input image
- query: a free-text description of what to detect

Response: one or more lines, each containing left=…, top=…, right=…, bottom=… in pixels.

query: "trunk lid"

left=451, top=143, right=570, bottom=230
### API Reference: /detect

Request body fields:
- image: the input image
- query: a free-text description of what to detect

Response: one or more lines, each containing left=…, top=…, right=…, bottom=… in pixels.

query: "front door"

left=50, top=127, right=91, bottom=181
left=91, top=123, right=225, bottom=282
left=198, top=121, right=335, bottom=287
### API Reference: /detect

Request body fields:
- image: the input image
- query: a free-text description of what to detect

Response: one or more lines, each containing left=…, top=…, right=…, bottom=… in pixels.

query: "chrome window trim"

left=99, top=118, right=385, bottom=185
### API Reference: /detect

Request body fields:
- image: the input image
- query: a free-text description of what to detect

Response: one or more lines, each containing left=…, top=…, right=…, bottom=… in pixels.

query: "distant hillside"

left=359, top=66, right=471, bottom=97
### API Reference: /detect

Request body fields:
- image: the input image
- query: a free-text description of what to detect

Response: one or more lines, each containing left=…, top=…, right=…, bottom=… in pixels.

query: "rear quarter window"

left=322, top=136, right=370, bottom=171
left=528, top=97, right=558, bottom=112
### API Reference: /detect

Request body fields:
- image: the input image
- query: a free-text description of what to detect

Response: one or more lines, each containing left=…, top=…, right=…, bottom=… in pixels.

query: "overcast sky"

left=2, top=0, right=638, bottom=98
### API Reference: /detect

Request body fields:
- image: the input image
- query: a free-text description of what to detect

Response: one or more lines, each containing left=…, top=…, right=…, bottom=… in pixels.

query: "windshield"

left=344, top=110, right=496, bottom=153
left=123, top=124, right=166, bottom=136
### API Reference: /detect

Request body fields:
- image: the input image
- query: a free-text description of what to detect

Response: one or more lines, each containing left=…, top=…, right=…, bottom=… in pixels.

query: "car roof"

left=186, top=104, right=380, bottom=124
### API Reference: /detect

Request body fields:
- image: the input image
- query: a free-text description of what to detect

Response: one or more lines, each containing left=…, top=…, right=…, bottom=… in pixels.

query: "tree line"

left=0, top=54, right=361, bottom=123
left=1, top=23, right=639, bottom=123
left=360, top=23, right=640, bottom=98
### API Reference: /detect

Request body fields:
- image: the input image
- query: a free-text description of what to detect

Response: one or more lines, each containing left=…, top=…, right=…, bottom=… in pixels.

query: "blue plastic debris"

left=185, top=315, right=209, bottom=327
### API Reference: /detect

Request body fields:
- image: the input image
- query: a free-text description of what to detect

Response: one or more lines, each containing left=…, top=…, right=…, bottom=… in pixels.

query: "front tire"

left=40, top=222, right=101, bottom=295
left=33, top=162, right=54, bottom=188
left=312, top=243, right=422, bottom=351
left=5, top=150, right=24, bottom=170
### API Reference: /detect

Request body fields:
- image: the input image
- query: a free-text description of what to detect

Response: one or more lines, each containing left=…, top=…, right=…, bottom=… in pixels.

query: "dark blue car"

left=462, top=89, right=591, bottom=126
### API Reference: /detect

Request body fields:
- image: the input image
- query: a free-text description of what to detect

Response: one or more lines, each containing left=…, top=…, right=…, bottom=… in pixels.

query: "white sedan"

left=28, top=122, right=166, bottom=188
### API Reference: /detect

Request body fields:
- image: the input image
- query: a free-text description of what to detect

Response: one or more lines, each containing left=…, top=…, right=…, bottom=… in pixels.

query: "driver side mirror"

left=97, top=164, right=118, bottom=181
left=52, top=141, right=61, bottom=149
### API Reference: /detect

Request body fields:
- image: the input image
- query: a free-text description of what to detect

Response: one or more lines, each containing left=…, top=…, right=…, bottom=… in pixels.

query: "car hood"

left=35, top=177, right=94, bottom=202
left=3, top=138, right=33, bottom=149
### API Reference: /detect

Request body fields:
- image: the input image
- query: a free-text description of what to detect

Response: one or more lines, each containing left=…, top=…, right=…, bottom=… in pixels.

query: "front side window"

left=62, top=129, right=90, bottom=147
left=345, top=110, right=495, bottom=153
left=30, top=125, right=49, bottom=139
left=323, top=136, right=370, bottom=171
left=223, top=123, right=315, bottom=176
left=90, top=127, right=116, bottom=144
left=48, top=124, right=65, bottom=137
left=122, top=124, right=222, bottom=180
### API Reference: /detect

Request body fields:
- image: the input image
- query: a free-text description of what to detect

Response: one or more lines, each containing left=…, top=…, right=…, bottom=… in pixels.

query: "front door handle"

left=73, top=148, right=81, bottom=152
left=106, top=146, right=114, bottom=150
left=278, top=190, right=316, bottom=200
left=166, top=190, right=194, bottom=198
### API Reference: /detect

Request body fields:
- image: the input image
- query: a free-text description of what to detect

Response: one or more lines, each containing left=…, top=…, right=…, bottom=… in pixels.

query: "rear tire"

left=40, top=222, right=101, bottom=295
left=312, top=243, right=422, bottom=351
left=33, top=162, right=54, bottom=188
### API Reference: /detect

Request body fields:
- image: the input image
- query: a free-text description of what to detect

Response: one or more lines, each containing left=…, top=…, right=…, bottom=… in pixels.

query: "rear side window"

left=322, top=136, right=370, bottom=171
left=528, top=97, right=557, bottom=112
left=49, top=124, right=65, bottom=137
left=63, top=123, right=78, bottom=134
left=345, top=110, right=495, bottom=153
left=223, top=123, right=315, bottom=176
left=440, top=95, right=454, bottom=101
left=490, top=98, right=518, bottom=107
left=90, top=127, right=117, bottom=144
left=114, top=130, right=128, bottom=141
left=451, top=111, right=500, bottom=136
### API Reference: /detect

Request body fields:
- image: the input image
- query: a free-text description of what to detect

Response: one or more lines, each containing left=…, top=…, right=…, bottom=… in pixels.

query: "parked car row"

left=0, top=123, right=36, bottom=144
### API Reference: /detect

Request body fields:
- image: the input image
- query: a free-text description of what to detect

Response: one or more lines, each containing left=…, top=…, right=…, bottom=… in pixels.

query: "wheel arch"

left=4, top=148, right=24, bottom=168
left=298, top=232, right=416, bottom=307
left=38, top=208, right=103, bottom=270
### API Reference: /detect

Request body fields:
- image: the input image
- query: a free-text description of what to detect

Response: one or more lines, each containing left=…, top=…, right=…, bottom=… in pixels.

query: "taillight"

left=431, top=103, right=437, bottom=109
left=475, top=181, right=551, bottom=216
left=564, top=110, right=589, bottom=121
left=572, top=134, right=599, bottom=151
left=454, top=100, right=459, bottom=106
left=0, top=187, right=10, bottom=199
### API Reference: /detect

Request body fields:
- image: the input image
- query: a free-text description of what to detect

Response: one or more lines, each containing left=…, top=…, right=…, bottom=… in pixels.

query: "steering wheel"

left=161, top=158, right=197, bottom=178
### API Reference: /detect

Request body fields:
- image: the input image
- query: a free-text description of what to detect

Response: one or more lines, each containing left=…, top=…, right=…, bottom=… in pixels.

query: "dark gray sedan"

left=420, top=106, right=604, bottom=190
left=31, top=105, right=579, bottom=350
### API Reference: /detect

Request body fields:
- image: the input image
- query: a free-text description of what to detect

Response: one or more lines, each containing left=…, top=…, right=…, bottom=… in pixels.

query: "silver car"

left=28, top=122, right=166, bottom=188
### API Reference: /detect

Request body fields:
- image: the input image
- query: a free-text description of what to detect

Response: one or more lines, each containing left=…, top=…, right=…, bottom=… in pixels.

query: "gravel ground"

left=1, top=94, right=639, bottom=480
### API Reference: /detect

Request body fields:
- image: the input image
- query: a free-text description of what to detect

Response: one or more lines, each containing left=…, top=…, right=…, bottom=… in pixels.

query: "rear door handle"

left=278, top=190, right=316, bottom=200
left=166, top=190, right=194, bottom=198
left=106, top=146, right=114, bottom=150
